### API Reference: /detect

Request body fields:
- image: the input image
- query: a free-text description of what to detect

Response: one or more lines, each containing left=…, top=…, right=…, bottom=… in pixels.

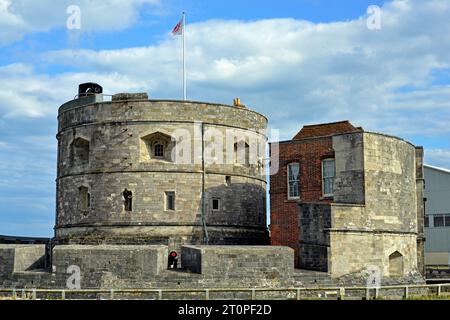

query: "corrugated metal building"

left=424, top=164, right=450, bottom=266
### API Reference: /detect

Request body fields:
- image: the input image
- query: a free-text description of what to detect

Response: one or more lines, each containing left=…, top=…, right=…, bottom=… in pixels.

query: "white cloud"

left=0, top=0, right=161, bottom=46
left=425, top=149, right=450, bottom=170
left=1, top=0, right=450, bottom=140
left=2, top=0, right=450, bottom=236
left=35, top=0, right=450, bottom=141
left=0, top=63, right=148, bottom=118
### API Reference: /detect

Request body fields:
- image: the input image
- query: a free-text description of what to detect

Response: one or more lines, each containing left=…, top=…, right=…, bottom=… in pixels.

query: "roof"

left=0, top=235, right=50, bottom=244
left=424, top=164, right=450, bottom=175
left=292, top=120, right=363, bottom=140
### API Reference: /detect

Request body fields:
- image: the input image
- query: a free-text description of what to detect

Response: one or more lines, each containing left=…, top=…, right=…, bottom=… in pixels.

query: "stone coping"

left=58, top=98, right=268, bottom=122
left=52, top=244, right=167, bottom=250
left=182, top=245, right=293, bottom=252
left=275, top=130, right=418, bottom=149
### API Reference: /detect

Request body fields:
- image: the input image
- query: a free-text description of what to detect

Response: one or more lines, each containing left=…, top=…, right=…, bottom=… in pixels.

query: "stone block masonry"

left=55, top=94, right=269, bottom=250
left=52, top=245, right=168, bottom=285
left=1, top=244, right=297, bottom=290
left=181, top=245, right=294, bottom=279
left=0, top=245, right=45, bottom=276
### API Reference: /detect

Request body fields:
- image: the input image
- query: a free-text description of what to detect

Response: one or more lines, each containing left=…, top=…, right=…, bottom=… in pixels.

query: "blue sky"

left=0, top=0, right=449, bottom=237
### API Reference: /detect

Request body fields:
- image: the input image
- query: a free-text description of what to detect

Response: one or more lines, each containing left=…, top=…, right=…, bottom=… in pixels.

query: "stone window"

left=322, top=158, right=335, bottom=197
left=234, top=141, right=250, bottom=166
left=165, top=192, right=175, bottom=211
left=287, top=163, right=300, bottom=199
left=212, top=198, right=221, bottom=211
left=141, top=132, right=175, bottom=162
left=225, top=176, right=232, bottom=186
left=78, top=186, right=90, bottom=213
left=389, top=251, right=404, bottom=277
left=123, top=189, right=133, bottom=212
left=71, top=137, right=90, bottom=166
left=154, top=144, right=164, bottom=157
left=424, top=216, right=429, bottom=228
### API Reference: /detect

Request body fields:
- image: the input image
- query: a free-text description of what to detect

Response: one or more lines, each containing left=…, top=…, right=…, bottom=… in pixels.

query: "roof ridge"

left=292, top=120, right=362, bottom=140
left=302, top=120, right=351, bottom=128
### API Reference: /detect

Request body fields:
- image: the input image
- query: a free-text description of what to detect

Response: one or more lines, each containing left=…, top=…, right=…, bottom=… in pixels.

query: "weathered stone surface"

left=55, top=97, right=269, bottom=250
left=298, top=131, right=425, bottom=280
left=299, top=204, right=331, bottom=272
left=52, top=245, right=167, bottom=288
left=0, top=245, right=45, bottom=275
left=112, top=93, right=148, bottom=101
left=181, top=245, right=294, bottom=279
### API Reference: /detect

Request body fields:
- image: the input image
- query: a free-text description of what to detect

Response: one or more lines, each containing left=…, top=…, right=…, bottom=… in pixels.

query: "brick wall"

left=270, top=136, right=334, bottom=267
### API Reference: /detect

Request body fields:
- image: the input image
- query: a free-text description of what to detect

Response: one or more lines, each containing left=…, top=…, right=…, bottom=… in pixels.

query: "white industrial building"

left=424, top=164, right=450, bottom=266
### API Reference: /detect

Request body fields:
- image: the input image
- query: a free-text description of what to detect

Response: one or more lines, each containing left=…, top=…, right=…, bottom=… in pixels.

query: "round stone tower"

left=55, top=84, right=269, bottom=251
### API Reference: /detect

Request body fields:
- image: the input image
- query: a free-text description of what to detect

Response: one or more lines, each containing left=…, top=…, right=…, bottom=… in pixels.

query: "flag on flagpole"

left=172, top=13, right=187, bottom=100
left=172, top=17, right=183, bottom=36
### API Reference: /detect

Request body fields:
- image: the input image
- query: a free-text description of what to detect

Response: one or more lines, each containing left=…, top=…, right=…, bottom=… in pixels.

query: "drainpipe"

left=201, top=123, right=209, bottom=244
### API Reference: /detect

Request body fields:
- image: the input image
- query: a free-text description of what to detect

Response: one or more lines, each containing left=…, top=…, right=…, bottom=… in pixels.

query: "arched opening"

left=234, top=141, right=250, bottom=166
left=71, top=137, right=90, bottom=166
left=123, top=189, right=133, bottom=212
left=389, top=251, right=404, bottom=277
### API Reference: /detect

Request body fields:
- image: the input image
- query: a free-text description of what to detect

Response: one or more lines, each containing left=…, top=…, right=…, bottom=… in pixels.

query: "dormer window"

left=141, top=132, right=175, bottom=162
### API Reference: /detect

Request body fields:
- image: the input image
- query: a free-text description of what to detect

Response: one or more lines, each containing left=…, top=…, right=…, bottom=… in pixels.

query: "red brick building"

left=269, top=121, right=363, bottom=267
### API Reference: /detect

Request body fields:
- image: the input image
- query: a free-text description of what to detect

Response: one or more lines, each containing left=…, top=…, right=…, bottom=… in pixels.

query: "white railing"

left=0, top=283, right=449, bottom=300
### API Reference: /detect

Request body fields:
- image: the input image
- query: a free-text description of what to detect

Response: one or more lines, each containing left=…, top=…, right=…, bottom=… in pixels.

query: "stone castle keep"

left=55, top=83, right=268, bottom=250
left=0, top=85, right=426, bottom=293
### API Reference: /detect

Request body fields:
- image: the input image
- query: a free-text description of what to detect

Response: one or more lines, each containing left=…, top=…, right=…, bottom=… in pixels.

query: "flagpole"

left=182, top=12, right=186, bottom=101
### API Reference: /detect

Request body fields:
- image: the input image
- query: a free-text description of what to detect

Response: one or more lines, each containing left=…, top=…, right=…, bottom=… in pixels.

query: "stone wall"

left=52, top=245, right=168, bottom=288
left=55, top=97, right=269, bottom=249
left=1, top=243, right=425, bottom=291
left=332, top=132, right=365, bottom=204
left=326, top=132, right=421, bottom=278
left=1, top=244, right=298, bottom=290
left=329, top=231, right=419, bottom=278
left=362, top=133, right=417, bottom=233
left=298, top=204, right=331, bottom=272
left=13, top=245, right=45, bottom=272
left=295, top=131, right=423, bottom=281
left=182, top=245, right=294, bottom=280
left=415, top=147, right=426, bottom=275
left=0, top=245, right=17, bottom=276
left=0, top=245, right=45, bottom=276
